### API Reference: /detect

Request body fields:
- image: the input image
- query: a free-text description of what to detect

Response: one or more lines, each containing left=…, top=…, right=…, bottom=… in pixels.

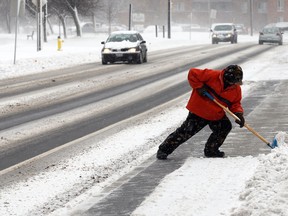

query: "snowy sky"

left=0, top=31, right=288, bottom=216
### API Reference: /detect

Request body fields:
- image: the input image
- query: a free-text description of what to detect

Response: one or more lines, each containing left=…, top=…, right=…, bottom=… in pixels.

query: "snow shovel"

left=204, top=92, right=277, bottom=149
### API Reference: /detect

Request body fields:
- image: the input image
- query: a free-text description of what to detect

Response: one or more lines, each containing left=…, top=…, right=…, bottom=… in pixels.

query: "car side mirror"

left=140, top=41, right=146, bottom=44
left=101, top=41, right=105, bottom=44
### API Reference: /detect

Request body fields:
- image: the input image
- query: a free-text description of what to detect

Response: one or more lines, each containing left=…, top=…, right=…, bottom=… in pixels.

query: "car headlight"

left=128, top=47, right=137, bottom=52
left=212, top=34, right=217, bottom=38
left=102, top=48, right=111, bottom=53
left=227, top=33, right=232, bottom=37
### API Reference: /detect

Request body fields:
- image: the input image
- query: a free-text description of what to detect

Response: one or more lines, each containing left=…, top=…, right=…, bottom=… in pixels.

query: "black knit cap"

left=224, top=65, right=243, bottom=85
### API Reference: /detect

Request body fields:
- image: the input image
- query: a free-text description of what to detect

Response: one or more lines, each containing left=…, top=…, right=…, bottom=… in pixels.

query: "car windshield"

left=214, top=25, right=232, bottom=31
left=107, top=34, right=138, bottom=42
left=262, top=28, right=279, bottom=34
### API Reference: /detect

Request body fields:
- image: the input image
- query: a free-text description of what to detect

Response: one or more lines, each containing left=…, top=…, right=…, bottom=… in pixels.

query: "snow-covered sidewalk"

left=132, top=145, right=288, bottom=216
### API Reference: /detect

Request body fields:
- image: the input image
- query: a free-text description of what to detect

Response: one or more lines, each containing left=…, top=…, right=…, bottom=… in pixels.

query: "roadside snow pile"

left=0, top=50, right=99, bottom=78
left=273, top=131, right=288, bottom=148
left=231, top=132, right=288, bottom=216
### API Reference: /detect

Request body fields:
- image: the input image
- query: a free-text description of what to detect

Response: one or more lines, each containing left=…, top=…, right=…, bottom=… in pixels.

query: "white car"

left=259, top=27, right=283, bottom=45
left=211, top=23, right=238, bottom=44
left=101, top=31, right=148, bottom=65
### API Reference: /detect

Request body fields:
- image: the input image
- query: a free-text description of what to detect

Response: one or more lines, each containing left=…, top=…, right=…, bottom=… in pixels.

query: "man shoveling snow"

left=157, top=65, right=245, bottom=159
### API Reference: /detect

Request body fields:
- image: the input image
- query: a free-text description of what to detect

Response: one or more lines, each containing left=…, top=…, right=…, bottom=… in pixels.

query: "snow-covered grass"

left=1, top=31, right=288, bottom=216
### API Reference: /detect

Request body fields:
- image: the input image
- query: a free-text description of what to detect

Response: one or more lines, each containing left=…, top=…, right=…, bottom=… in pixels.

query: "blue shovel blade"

left=270, top=137, right=278, bottom=148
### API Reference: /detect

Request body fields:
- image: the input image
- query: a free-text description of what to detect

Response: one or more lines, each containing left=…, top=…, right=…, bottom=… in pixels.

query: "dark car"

left=235, top=24, right=247, bottom=34
left=82, top=23, right=95, bottom=33
left=101, top=31, right=148, bottom=64
left=211, top=23, right=238, bottom=44
left=259, top=27, right=283, bottom=45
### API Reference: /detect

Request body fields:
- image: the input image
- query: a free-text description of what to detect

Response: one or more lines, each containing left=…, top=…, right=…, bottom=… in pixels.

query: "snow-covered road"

left=1, top=32, right=288, bottom=216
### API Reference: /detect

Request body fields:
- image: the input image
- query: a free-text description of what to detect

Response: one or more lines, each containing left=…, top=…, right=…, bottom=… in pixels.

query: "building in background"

left=117, top=0, right=288, bottom=33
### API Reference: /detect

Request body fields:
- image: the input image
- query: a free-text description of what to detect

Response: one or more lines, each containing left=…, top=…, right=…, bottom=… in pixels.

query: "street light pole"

left=168, top=0, right=171, bottom=39
left=13, top=0, right=21, bottom=64
left=36, top=0, right=42, bottom=51
left=208, top=0, right=211, bottom=27
left=128, top=4, right=132, bottom=30
left=249, top=0, right=253, bottom=36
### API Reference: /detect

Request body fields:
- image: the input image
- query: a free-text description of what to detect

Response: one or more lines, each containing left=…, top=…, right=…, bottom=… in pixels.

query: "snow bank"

left=231, top=132, right=288, bottom=216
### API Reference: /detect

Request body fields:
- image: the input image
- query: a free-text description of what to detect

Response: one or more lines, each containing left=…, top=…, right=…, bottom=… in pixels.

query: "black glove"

left=235, top=112, right=245, bottom=128
left=197, top=86, right=208, bottom=97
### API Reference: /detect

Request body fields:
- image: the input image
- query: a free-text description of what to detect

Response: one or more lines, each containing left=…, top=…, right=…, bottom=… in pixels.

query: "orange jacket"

left=186, top=68, right=243, bottom=121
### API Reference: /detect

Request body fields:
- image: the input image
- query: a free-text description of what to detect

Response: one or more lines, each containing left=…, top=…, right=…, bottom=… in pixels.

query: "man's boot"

left=156, top=149, right=168, bottom=160
left=204, top=148, right=225, bottom=158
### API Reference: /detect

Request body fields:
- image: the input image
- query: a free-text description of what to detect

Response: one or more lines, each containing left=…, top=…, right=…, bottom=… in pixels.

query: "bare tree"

left=104, top=0, right=119, bottom=34
left=47, top=2, right=69, bottom=38
left=49, top=0, right=101, bottom=37
left=0, top=0, right=11, bottom=33
left=0, top=0, right=102, bottom=36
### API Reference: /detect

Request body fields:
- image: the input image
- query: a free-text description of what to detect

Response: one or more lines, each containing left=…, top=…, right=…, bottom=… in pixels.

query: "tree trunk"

left=6, top=13, right=11, bottom=33
left=69, top=6, right=82, bottom=37
left=47, top=18, right=54, bottom=35
left=59, top=15, right=67, bottom=39
left=92, top=13, right=96, bottom=31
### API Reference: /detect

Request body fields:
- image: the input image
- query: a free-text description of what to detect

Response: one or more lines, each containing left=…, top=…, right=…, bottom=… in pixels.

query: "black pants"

left=159, top=112, right=232, bottom=155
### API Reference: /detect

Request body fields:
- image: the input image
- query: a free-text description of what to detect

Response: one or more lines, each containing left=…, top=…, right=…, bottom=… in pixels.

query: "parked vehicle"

left=211, top=23, right=238, bottom=44
left=259, top=27, right=283, bottom=45
left=235, top=24, right=247, bottom=34
left=82, top=23, right=95, bottom=33
left=101, top=31, right=147, bottom=65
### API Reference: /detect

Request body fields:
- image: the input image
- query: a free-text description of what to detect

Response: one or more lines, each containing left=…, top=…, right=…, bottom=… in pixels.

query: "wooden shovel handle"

left=205, top=92, right=271, bottom=146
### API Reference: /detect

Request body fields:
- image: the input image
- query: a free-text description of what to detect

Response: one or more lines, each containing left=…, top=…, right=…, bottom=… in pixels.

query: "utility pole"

left=249, top=0, right=253, bottom=36
left=128, top=4, right=132, bottom=30
left=36, top=0, right=42, bottom=51
left=168, top=0, right=171, bottom=39
left=12, top=0, right=21, bottom=64
left=208, top=0, right=211, bottom=27
left=43, top=2, right=48, bottom=42
left=32, top=0, right=47, bottom=50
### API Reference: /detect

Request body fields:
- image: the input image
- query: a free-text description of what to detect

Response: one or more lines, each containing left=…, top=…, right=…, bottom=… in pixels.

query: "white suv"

left=211, top=23, right=238, bottom=44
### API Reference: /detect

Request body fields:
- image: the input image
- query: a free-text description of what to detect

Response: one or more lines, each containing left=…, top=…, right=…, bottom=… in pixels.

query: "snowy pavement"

left=1, top=31, right=288, bottom=216
left=58, top=79, right=288, bottom=216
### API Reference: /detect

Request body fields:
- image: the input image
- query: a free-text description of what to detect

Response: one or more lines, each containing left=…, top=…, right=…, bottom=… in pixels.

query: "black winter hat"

left=224, top=65, right=243, bottom=85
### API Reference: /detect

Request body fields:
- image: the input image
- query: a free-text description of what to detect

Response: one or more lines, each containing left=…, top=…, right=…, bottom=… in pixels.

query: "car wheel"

left=143, top=51, right=147, bottom=63
left=137, top=52, right=143, bottom=64
left=102, top=58, right=108, bottom=65
left=279, top=41, right=283, bottom=45
left=259, top=41, right=263, bottom=45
